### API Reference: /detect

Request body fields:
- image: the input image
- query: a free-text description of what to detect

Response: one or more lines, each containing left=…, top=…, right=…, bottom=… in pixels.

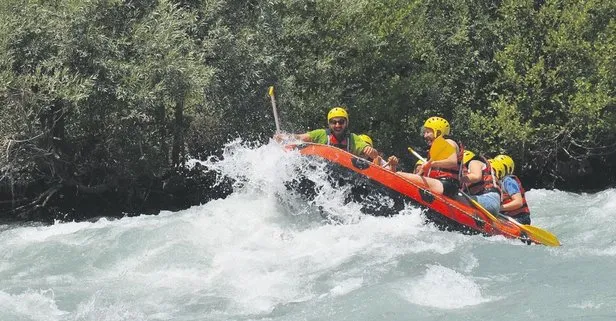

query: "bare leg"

left=397, top=172, right=444, bottom=194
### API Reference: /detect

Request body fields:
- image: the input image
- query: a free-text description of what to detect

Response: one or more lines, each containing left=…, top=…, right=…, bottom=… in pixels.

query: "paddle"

left=406, top=136, right=455, bottom=174
left=497, top=211, right=561, bottom=246
left=407, top=146, right=561, bottom=246
left=460, top=192, right=560, bottom=246
left=268, top=86, right=281, bottom=133
left=429, top=136, right=456, bottom=161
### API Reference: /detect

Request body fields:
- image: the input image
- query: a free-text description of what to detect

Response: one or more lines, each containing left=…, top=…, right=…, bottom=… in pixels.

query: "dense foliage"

left=1, top=0, right=614, bottom=221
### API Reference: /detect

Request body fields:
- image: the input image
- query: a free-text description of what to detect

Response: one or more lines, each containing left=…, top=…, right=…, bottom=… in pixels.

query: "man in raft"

left=460, top=150, right=502, bottom=216
left=274, top=107, right=394, bottom=168
left=397, top=116, right=463, bottom=199
left=494, top=154, right=532, bottom=225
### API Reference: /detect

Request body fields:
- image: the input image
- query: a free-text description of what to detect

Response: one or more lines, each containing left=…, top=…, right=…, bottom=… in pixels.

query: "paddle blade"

left=462, top=191, right=560, bottom=246
left=429, top=136, right=456, bottom=161
left=501, top=215, right=561, bottom=247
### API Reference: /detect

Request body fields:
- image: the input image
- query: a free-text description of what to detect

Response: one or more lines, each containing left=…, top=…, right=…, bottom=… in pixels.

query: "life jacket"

left=325, top=129, right=351, bottom=152
left=464, top=156, right=500, bottom=196
left=426, top=138, right=463, bottom=182
left=501, top=175, right=531, bottom=216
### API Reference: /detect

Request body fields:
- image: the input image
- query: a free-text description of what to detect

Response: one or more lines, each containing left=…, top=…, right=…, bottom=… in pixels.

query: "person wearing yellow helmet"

left=357, top=134, right=373, bottom=147
left=494, top=154, right=515, bottom=176
left=397, top=117, right=463, bottom=198
left=422, top=116, right=451, bottom=138
left=488, top=159, right=506, bottom=181
left=462, top=150, right=475, bottom=165
left=357, top=134, right=399, bottom=171
left=460, top=150, right=501, bottom=216
left=494, top=154, right=531, bottom=225
left=274, top=107, right=379, bottom=160
left=414, top=159, right=424, bottom=174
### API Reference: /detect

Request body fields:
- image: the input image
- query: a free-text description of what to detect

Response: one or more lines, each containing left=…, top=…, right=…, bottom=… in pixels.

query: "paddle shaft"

left=268, top=86, right=281, bottom=133
left=408, top=147, right=427, bottom=163
left=459, top=190, right=499, bottom=222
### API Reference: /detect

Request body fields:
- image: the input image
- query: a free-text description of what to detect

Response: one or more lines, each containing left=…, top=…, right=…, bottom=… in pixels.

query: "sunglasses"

left=329, top=119, right=347, bottom=125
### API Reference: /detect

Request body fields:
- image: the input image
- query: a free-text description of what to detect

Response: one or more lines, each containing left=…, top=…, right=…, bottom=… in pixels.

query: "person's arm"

left=296, top=133, right=312, bottom=142
left=422, top=139, right=459, bottom=171
left=462, top=160, right=483, bottom=184
left=413, top=165, right=422, bottom=174
left=500, top=178, right=523, bottom=211
left=501, top=193, right=524, bottom=211
left=386, top=155, right=399, bottom=171
left=361, top=145, right=379, bottom=160
left=273, top=132, right=314, bottom=143
left=376, top=155, right=399, bottom=171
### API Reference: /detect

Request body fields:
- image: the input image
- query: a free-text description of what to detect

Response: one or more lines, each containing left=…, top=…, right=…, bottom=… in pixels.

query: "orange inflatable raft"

left=291, top=143, right=559, bottom=246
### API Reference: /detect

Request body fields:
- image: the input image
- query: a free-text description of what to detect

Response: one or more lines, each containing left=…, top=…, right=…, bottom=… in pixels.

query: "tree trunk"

left=171, top=99, right=184, bottom=167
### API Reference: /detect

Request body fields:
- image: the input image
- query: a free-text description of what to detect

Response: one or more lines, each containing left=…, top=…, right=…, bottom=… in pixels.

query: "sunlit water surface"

left=2, top=140, right=615, bottom=321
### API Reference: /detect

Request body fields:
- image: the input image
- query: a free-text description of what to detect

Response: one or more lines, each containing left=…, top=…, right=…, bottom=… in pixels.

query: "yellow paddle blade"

left=429, top=136, right=456, bottom=161
left=501, top=216, right=561, bottom=247
left=268, top=86, right=275, bottom=97
left=463, top=192, right=561, bottom=247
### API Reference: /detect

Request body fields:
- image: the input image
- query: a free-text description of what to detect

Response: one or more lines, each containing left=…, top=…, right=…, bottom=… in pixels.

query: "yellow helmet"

left=327, top=107, right=349, bottom=122
left=358, top=134, right=373, bottom=146
left=422, top=117, right=450, bottom=137
left=463, top=150, right=476, bottom=164
left=488, top=159, right=506, bottom=180
left=495, top=154, right=515, bottom=176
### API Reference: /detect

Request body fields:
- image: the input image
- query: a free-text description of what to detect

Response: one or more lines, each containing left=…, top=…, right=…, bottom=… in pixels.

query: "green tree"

left=477, top=0, right=616, bottom=187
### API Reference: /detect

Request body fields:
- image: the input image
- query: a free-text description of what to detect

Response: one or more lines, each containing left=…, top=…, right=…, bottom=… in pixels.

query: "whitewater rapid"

left=1, top=140, right=615, bottom=321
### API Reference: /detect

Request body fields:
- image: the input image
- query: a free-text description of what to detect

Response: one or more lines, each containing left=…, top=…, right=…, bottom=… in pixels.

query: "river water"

left=1, top=140, right=615, bottom=321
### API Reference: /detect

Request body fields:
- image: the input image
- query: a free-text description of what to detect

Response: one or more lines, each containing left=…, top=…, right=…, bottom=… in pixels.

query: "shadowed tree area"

left=1, top=0, right=614, bottom=222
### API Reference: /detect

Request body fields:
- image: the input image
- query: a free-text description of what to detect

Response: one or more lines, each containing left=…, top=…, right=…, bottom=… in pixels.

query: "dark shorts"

left=510, top=213, right=531, bottom=225
left=439, top=178, right=460, bottom=198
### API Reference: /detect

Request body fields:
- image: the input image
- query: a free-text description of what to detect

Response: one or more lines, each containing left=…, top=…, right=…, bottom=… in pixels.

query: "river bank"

left=0, top=164, right=233, bottom=225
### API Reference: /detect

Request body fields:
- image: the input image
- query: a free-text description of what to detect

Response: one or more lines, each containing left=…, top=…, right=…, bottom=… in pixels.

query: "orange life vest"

left=501, top=175, right=530, bottom=216
left=465, top=156, right=500, bottom=196
left=326, top=129, right=350, bottom=152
